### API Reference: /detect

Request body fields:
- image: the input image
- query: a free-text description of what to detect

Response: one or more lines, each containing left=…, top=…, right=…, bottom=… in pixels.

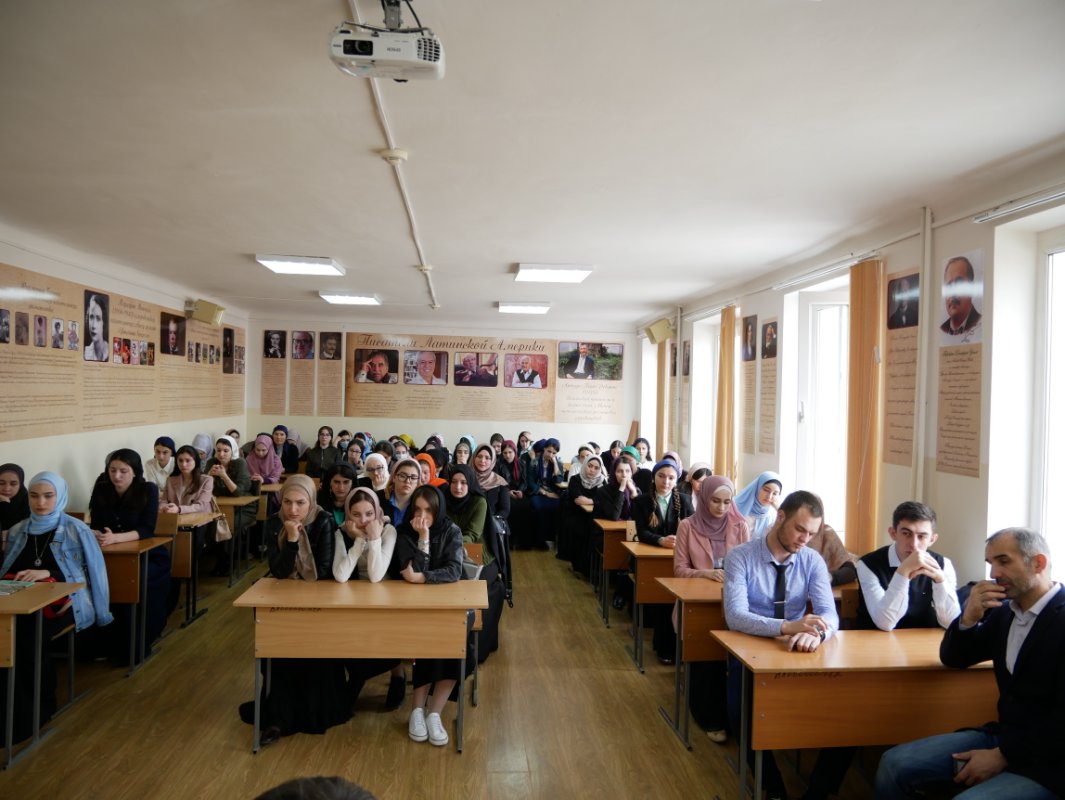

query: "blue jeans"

left=875, top=730, right=1058, bottom=799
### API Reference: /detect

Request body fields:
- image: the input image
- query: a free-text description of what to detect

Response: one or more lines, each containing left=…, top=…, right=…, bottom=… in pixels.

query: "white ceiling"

left=2, top=0, right=1064, bottom=333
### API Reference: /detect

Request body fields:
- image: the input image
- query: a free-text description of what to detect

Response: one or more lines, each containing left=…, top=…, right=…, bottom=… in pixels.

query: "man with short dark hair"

left=857, top=500, right=960, bottom=631
left=724, top=490, right=839, bottom=800
left=356, top=350, right=398, bottom=384
left=876, top=528, right=1064, bottom=798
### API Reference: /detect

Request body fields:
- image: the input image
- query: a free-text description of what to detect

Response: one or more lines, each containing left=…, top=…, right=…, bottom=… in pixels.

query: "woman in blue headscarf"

left=732, top=471, right=783, bottom=540
left=1, top=471, right=112, bottom=744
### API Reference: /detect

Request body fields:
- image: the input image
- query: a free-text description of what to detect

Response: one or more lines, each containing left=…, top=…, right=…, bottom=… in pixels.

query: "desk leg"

left=633, top=602, right=646, bottom=673
left=31, top=611, right=41, bottom=745
left=3, top=660, right=12, bottom=769
left=138, top=550, right=150, bottom=667
left=739, top=665, right=750, bottom=796
left=181, top=528, right=208, bottom=629
left=253, top=656, right=262, bottom=753
left=658, top=600, right=689, bottom=748
left=601, top=568, right=611, bottom=627
left=456, top=638, right=467, bottom=754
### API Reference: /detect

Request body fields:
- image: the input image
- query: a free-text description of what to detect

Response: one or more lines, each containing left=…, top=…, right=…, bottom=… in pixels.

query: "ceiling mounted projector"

left=330, top=24, right=444, bottom=81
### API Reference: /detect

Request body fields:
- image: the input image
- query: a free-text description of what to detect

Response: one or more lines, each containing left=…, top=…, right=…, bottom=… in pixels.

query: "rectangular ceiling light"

left=319, top=292, right=380, bottom=305
left=256, top=254, right=346, bottom=276
left=498, top=301, right=551, bottom=314
left=515, top=263, right=593, bottom=283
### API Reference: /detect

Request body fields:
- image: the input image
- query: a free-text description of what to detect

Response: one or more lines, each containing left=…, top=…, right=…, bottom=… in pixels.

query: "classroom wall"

left=242, top=318, right=642, bottom=461
left=0, top=223, right=248, bottom=510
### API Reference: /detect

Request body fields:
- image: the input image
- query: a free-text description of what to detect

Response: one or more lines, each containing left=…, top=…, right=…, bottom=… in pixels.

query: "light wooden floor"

left=1, top=551, right=874, bottom=799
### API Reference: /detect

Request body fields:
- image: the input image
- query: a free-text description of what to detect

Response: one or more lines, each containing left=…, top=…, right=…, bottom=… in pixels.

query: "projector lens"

left=343, top=39, right=373, bottom=56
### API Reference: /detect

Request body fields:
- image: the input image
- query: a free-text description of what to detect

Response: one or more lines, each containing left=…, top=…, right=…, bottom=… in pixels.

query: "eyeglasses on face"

left=395, top=472, right=419, bottom=483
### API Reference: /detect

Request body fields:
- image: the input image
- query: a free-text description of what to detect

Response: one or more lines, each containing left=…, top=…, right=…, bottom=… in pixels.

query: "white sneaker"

left=426, top=712, right=449, bottom=747
left=408, top=707, right=427, bottom=742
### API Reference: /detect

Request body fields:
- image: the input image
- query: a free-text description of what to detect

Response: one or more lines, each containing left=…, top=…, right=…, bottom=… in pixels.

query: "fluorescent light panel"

left=319, top=292, right=380, bottom=306
left=498, top=301, right=551, bottom=315
left=515, top=263, right=593, bottom=284
left=256, top=254, right=346, bottom=276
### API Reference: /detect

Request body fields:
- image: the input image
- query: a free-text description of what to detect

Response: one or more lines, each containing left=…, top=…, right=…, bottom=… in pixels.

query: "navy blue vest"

left=856, top=545, right=944, bottom=630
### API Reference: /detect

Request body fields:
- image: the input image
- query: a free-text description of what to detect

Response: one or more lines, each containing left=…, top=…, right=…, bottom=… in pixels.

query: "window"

left=1038, top=249, right=1065, bottom=556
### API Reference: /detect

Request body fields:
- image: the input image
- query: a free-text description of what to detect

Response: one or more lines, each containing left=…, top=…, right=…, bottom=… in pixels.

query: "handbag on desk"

left=211, top=498, right=233, bottom=542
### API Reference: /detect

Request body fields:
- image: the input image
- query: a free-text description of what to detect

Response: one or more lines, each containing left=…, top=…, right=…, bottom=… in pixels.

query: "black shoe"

left=384, top=673, right=406, bottom=711
left=260, top=726, right=281, bottom=746
left=658, top=654, right=674, bottom=665
left=612, top=595, right=625, bottom=610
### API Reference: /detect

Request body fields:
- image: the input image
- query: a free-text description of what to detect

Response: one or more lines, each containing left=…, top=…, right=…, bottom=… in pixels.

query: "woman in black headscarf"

left=89, top=448, right=169, bottom=655
left=0, top=463, right=31, bottom=542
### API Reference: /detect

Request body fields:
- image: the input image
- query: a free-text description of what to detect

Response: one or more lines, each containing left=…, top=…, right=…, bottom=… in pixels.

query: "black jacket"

left=265, top=511, right=336, bottom=581
left=632, top=491, right=693, bottom=546
left=939, top=587, right=1065, bottom=796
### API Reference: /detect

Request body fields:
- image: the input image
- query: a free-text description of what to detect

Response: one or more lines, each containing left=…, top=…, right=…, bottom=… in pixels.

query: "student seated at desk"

left=876, top=527, right=1065, bottom=799
left=90, top=448, right=169, bottom=656
left=1, top=472, right=112, bottom=746
left=246, top=434, right=283, bottom=487
left=143, top=435, right=176, bottom=494
left=524, top=438, right=567, bottom=551
left=316, top=463, right=356, bottom=527
left=471, top=445, right=511, bottom=525
left=161, top=446, right=214, bottom=514
left=674, top=476, right=749, bottom=743
left=733, top=471, right=782, bottom=540
left=560, top=454, right=606, bottom=578
left=333, top=487, right=405, bottom=711
left=857, top=500, right=960, bottom=631
left=270, top=425, right=300, bottom=475
left=0, top=462, right=31, bottom=543
left=723, top=490, right=839, bottom=800
left=383, top=458, right=422, bottom=527
left=241, top=475, right=345, bottom=746
left=633, top=459, right=694, bottom=664
left=360, top=453, right=391, bottom=497
left=391, top=485, right=466, bottom=748
left=304, top=426, right=339, bottom=480
left=205, top=435, right=257, bottom=573
left=678, top=462, right=712, bottom=510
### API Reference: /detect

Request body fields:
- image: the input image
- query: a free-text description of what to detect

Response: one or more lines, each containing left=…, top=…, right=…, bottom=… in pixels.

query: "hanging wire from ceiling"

left=347, top=0, right=439, bottom=310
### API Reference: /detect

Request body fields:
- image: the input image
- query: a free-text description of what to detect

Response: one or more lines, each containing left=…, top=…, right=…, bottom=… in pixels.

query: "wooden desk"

left=655, top=577, right=726, bottom=748
left=0, top=581, right=84, bottom=768
left=157, top=510, right=220, bottom=627
left=101, top=537, right=172, bottom=675
left=213, top=495, right=260, bottom=586
left=620, top=540, right=674, bottom=672
left=713, top=628, right=998, bottom=799
left=234, top=578, right=489, bottom=753
left=256, top=484, right=282, bottom=522
left=593, top=518, right=634, bottom=626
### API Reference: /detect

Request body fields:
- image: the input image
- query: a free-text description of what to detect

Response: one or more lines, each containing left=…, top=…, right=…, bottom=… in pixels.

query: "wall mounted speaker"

left=644, top=317, right=674, bottom=344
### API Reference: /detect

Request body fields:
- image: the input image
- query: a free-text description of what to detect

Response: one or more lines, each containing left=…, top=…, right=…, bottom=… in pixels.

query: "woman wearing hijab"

left=240, top=475, right=345, bottom=745
left=733, top=471, right=783, bottom=540
left=524, top=437, right=567, bottom=550
left=1, top=472, right=112, bottom=744
left=390, top=485, right=466, bottom=748
left=332, top=486, right=405, bottom=710
left=632, top=459, right=694, bottom=664
left=471, top=444, right=510, bottom=522
left=674, top=476, right=750, bottom=742
left=270, top=425, right=300, bottom=474
left=89, top=448, right=169, bottom=656
left=0, top=462, right=31, bottom=541
left=594, top=454, right=642, bottom=608
left=359, top=452, right=392, bottom=499
left=451, top=438, right=473, bottom=466
left=143, top=436, right=176, bottom=490
left=413, top=452, right=446, bottom=488
left=680, top=462, right=713, bottom=508
left=205, top=435, right=257, bottom=576
left=560, top=453, right=606, bottom=576
left=192, top=432, right=213, bottom=470
left=246, top=434, right=284, bottom=486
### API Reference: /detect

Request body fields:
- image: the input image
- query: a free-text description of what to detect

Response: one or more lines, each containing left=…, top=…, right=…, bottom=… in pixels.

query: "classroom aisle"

left=0, top=550, right=871, bottom=799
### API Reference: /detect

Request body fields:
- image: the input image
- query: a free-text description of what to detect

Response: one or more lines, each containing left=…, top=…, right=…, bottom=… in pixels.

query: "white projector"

left=330, top=25, right=444, bottom=81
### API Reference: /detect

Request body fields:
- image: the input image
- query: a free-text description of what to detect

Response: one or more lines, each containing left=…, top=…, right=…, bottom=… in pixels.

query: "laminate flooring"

left=1, top=550, right=874, bottom=799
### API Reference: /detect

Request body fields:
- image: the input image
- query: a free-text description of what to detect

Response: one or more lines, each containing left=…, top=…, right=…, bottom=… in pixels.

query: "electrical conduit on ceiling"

left=348, top=0, right=438, bottom=310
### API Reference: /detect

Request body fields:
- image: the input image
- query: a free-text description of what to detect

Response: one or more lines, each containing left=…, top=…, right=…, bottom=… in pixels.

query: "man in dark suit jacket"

left=563, top=343, right=595, bottom=379
left=875, top=527, right=1065, bottom=798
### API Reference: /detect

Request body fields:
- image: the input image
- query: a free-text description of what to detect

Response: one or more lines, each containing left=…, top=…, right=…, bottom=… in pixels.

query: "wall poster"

left=883, top=271, right=920, bottom=466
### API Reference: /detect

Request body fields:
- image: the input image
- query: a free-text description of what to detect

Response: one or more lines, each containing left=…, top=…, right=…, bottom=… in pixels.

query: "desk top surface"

left=161, top=510, right=220, bottom=528
left=656, top=576, right=724, bottom=602
left=213, top=495, right=260, bottom=507
left=233, top=577, right=489, bottom=610
left=621, top=541, right=673, bottom=558
left=101, top=536, right=172, bottom=555
left=712, top=628, right=991, bottom=672
left=259, top=483, right=283, bottom=492
left=594, top=518, right=629, bottom=532
left=0, top=581, right=86, bottom=614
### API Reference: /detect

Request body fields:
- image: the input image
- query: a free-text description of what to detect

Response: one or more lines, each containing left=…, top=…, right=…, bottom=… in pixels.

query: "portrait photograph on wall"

left=263, top=329, right=286, bottom=358
left=318, top=332, right=342, bottom=360
left=14, top=311, right=28, bottom=345
left=761, top=321, right=778, bottom=359
left=290, top=330, right=314, bottom=359
left=504, top=353, right=548, bottom=389
left=741, top=315, right=758, bottom=362
left=404, top=349, right=448, bottom=385
left=161, top=312, right=187, bottom=356
left=886, top=273, right=920, bottom=330
left=67, top=320, right=79, bottom=350
left=939, top=250, right=983, bottom=346
left=557, top=341, right=624, bottom=380
left=0, top=308, right=9, bottom=343
left=454, top=352, right=498, bottom=387
left=83, top=290, right=109, bottom=362
left=353, top=348, right=399, bottom=384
